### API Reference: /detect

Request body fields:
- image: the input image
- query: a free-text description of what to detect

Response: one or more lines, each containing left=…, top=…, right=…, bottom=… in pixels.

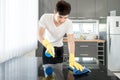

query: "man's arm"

left=38, top=27, right=55, bottom=57
left=67, top=34, right=75, bottom=55
left=67, top=34, right=84, bottom=71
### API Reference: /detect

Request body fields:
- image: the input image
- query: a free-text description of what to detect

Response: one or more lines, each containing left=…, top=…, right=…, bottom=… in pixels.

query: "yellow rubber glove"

left=69, top=54, right=84, bottom=71
left=42, top=39, right=55, bottom=58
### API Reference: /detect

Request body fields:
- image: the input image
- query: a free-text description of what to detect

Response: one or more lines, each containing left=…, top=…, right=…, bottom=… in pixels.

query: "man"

left=38, top=0, right=84, bottom=78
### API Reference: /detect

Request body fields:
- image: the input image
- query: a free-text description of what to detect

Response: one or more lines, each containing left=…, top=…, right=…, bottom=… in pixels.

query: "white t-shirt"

left=39, top=13, right=73, bottom=47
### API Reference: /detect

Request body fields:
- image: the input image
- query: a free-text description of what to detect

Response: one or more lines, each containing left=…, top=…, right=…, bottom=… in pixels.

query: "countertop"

left=63, top=38, right=105, bottom=42
left=0, top=56, right=119, bottom=80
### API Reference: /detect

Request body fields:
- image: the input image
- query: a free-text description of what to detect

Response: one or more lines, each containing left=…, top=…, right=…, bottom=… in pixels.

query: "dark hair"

left=55, top=0, right=71, bottom=15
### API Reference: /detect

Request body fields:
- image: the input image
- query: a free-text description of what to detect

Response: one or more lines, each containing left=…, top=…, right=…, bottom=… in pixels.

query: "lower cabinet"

left=36, top=41, right=43, bottom=57
left=63, top=42, right=98, bottom=58
left=36, top=41, right=105, bottom=65
left=75, top=42, right=98, bottom=58
left=63, top=41, right=105, bottom=65
left=63, top=42, right=69, bottom=57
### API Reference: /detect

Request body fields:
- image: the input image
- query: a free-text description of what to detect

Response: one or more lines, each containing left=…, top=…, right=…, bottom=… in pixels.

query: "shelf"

left=98, top=55, right=104, bottom=57
left=98, top=46, right=104, bottom=47
left=98, top=47, right=104, bottom=50
left=98, top=57, right=104, bottom=59
left=98, top=50, right=104, bottom=52
left=98, top=52, right=104, bottom=55
left=99, top=61, right=104, bottom=64
left=97, top=41, right=105, bottom=65
left=98, top=42, right=104, bottom=46
left=98, top=59, right=104, bottom=61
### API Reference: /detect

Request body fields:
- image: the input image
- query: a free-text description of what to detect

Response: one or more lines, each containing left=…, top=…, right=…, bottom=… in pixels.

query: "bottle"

left=80, top=35, right=83, bottom=40
left=45, top=67, right=53, bottom=76
left=45, top=52, right=51, bottom=58
left=45, top=50, right=55, bottom=58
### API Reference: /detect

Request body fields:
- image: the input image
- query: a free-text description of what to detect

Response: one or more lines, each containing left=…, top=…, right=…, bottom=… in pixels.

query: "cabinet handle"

left=80, top=54, right=88, bottom=56
left=80, top=45, right=88, bottom=47
left=64, top=54, right=68, bottom=56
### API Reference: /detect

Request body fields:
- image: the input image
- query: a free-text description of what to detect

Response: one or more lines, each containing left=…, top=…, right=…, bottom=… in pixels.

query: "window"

left=72, top=20, right=99, bottom=39
left=73, top=23, right=80, bottom=33
left=72, top=20, right=99, bottom=34
left=82, top=23, right=95, bottom=33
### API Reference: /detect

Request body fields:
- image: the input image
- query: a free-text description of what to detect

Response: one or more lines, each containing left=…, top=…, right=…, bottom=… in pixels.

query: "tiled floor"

left=114, top=73, right=120, bottom=79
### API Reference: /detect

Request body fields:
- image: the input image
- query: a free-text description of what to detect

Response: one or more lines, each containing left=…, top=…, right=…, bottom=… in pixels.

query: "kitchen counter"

left=63, top=39, right=105, bottom=42
left=0, top=56, right=119, bottom=80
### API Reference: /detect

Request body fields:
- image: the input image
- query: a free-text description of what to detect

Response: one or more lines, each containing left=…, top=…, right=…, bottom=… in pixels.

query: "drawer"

left=63, top=42, right=69, bottom=56
left=75, top=42, right=97, bottom=46
left=75, top=42, right=97, bottom=58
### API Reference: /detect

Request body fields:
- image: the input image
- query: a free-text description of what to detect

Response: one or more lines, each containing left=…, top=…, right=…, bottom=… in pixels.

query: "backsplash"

left=74, top=33, right=98, bottom=40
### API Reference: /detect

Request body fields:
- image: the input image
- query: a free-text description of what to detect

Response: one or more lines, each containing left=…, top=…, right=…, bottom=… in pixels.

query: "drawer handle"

left=80, top=54, right=88, bottom=56
left=80, top=45, right=88, bottom=47
left=64, top=54, right=68, bottom=55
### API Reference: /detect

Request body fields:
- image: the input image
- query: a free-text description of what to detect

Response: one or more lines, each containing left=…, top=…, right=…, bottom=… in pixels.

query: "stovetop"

left=0, top=56, right=120, bottom=80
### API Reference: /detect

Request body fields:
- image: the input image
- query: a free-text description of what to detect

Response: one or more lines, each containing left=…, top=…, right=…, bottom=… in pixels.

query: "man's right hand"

left=42, top=39, right=55, bottom=58
left=69, top=54, right=84, bottom=71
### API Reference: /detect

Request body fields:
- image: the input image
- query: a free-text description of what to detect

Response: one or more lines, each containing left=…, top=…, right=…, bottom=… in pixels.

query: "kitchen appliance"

left=107, top=16, right=120, bottom=72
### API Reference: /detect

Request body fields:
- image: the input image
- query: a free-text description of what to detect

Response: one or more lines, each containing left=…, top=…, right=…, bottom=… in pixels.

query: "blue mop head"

left=68, top=66, right=91, bottom=75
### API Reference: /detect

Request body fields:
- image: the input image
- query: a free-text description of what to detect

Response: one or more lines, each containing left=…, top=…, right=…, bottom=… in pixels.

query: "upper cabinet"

left=39, top=0, right=120, bottom=19
left=77, top=0, right=96, bottom=19
left=107, top=0, right=120, bottom=16
left=66, top=0, right=77, bottom=17
left=67, top=0, right=120, bottom=18
left=67, top=0, right=96, bottom=18
left=96, top=0, right=107, bottom=18
left=67, top=0, right=104, bottom=19
left=39, top=0, right=56, bottom=17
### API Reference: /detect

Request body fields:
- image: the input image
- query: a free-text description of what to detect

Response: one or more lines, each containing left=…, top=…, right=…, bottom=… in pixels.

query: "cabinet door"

left=107, top=0, right=120, bottom=16
left=39, top=0, right=57, bottom=16
left=96, top=0, right=107, bottom=18
left=36, top=41, right=43, bottom=57
left=66, top=0, right=77, bottom=17
left=39, top=0, right=44, bottom=17
left=77, top=0, right=96, bottom=18
left=63, top=42, right=69, bottom=57
left=75, top=42, right=97, bottom=58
